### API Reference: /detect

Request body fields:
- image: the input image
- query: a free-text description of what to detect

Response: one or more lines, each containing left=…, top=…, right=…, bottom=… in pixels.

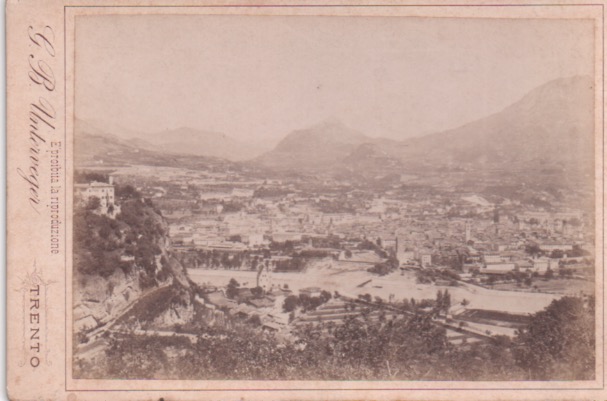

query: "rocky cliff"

left=73, top=185, right=196, bottom=334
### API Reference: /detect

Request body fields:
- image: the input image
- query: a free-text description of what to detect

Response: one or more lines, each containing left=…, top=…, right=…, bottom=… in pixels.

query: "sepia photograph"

left=67, top=12, right=599, bottom=384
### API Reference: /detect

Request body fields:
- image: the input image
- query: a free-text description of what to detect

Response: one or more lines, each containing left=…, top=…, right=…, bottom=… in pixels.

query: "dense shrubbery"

left=416, top=268, right=460, bottom=285
left=282, top=291, right=332, bottom=313
left=296, top=250, right=331, bottom=259
left=177, top=249, right=255, bottom=270
left=274, top=257, right=306, bottom=272
left=357, top=239, right=389, bottom=258
left=269, top=240, right=296, bottom=252
left=74, top=295, right=594, bottom=381
left=78, top=313, right=451, bottom=380
left=177, top=248, right=317, bottom=273
left=115, top=184, right=141, bottom=201
left=114, top=285, right=185, bottom=325
left=73, top=187, right=166, bottom=286
left=368, top=257, right=399, bottom=276
left=176, top=238, right=343, bottom=272
left=73, top=208, right=125, bottom=277
left=513, top=296, right=595, bottom=380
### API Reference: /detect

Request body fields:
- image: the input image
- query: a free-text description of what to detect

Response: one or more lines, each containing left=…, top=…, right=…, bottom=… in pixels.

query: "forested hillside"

left=73, top=179, right=195, bottom=339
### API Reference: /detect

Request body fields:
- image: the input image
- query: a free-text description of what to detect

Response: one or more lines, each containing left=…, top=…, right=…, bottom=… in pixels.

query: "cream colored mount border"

left=6, top=0, right=607, bottom=400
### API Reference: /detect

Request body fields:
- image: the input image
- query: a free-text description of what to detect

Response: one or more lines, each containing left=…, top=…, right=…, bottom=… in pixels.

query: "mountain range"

left=255, top=75, right=595, bottom=174
left=76, top=75, right=594, bottom=176
left=75, top=120, right=268, bottom=162
left=254, top=118, right=378, bottom=169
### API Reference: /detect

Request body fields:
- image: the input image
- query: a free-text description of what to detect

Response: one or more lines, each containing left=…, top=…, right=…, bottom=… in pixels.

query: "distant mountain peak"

left=75, top=121, right=269, bottom=161
left=255, top=118, right=373, bottom=169
left=255, top=75, right=594, bottom=174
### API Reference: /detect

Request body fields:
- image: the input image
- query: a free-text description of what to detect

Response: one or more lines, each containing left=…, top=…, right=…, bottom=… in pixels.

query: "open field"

left=188, top=261, right=560, bottom=315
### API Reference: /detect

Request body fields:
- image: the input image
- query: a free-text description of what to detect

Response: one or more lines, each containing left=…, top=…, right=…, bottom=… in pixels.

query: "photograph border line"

left=63, top=3, right=605, bottom=392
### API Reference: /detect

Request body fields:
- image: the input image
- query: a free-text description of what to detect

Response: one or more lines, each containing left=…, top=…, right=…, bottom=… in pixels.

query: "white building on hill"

left=74, top=177, right=119, bottom=217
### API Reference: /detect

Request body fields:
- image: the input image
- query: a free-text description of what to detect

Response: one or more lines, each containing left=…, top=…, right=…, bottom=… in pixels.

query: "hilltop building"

left=74, top=176, right=119, bottom=217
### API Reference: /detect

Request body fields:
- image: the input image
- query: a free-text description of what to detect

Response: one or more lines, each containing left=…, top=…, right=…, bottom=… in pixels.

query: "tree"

left=525, top=244, right=542, bottom=257
left=86, top=196, right=101, bottom=211
left=248, top=315, right=262, bottom=327
left=115, top=184, right=140, bottom=201
left=282, top=295, right=299, bottom=313
left=401, top=298, right=411, bottom=311
left=228, top=235, right=242, bottom=243
left=568, top=217, right=582, bottom=227
left=436, top=290, right=444, bottom=313
left=436, top=290, right=451, bottom=314
left=320, top=290, right=332, bottom=303
left=442, top=290, right=451, bottom=314
left=251, top=286, right=263, bottom=298
left=226, top=278, right=240, bottom=299
left=513, top=296, right=595, bottom=380
left=570, top=244, right=588, bottom=257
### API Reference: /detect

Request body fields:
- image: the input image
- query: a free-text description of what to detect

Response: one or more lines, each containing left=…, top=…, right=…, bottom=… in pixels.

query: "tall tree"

left=513, top=296, right=595, bottom=380
left=226, top=278, right=240, bottom=299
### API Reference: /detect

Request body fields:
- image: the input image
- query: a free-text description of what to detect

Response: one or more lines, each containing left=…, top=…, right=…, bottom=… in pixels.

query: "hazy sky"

left=75, top=14, right=594, bottom=144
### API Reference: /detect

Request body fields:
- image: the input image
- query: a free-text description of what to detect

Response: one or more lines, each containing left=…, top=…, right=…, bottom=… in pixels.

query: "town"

left=73, top=158, right=594, bottom=357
